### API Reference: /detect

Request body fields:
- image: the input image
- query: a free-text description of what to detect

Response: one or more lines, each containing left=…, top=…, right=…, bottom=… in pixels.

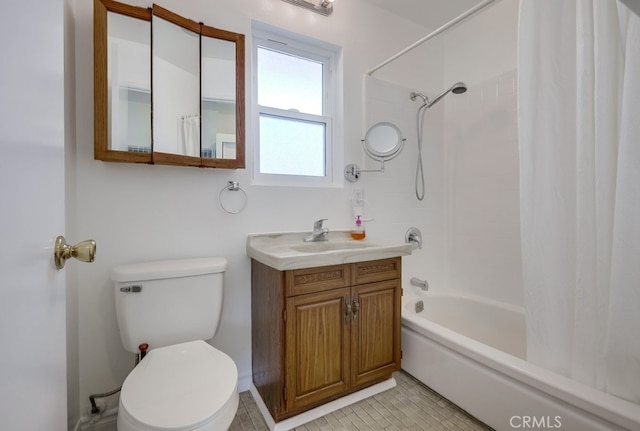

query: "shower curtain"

left=518, top=0, right=640, bottom=403
left=180, top=115, right=200, bottom=157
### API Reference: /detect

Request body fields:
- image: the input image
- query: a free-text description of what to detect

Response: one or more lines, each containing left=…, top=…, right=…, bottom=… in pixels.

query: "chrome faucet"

left=304, top=219, right=329, bottom=242
left=410, top=277, right=429, bottom=291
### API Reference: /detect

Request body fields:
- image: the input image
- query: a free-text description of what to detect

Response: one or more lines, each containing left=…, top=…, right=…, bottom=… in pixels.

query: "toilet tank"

left=112, top=257, right=227, bottom=354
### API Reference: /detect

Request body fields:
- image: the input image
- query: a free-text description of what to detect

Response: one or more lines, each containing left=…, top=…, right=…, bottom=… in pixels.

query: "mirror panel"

left=201, top=37, right=236, bottom=159
left=152, top=6, right=200, bottom=165
left=108, top=12, right=151, bottom=153
left=94, top=0, right=152, bottom=163
left=200, top=25, right=245, bottom=169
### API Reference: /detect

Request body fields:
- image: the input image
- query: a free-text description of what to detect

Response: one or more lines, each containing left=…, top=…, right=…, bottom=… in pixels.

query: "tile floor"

left=231, top=371, right=492, bottom=431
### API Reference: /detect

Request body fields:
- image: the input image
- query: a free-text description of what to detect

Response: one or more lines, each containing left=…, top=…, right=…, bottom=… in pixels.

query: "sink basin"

left=246, top=231, right=412, bottom=270
left=289, top=241, right=376, bottom=253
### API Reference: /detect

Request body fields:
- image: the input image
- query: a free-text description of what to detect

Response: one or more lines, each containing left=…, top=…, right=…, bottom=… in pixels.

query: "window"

left=252, top=22, right=341, bottom=186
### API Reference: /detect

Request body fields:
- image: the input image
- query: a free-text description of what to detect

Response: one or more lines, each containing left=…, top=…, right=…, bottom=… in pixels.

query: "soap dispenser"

left=351, top=215, right=366, bottom=240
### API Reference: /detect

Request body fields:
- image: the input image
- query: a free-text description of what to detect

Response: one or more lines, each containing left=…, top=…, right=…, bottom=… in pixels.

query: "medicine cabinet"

left=94, top=0, right=245, bottom=169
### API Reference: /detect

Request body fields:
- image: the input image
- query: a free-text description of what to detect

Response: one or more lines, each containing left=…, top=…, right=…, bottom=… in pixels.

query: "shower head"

left=410, top=82, right=467, bottom=108
left=426, top=82, right=467, bottom=107
left=451, top=82, right=467, bottom=94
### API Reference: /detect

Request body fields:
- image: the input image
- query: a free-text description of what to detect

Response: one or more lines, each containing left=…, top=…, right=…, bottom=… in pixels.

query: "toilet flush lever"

left=120, top=285, right=142, bottom=293
left=54, top=235, right=96, bottom=270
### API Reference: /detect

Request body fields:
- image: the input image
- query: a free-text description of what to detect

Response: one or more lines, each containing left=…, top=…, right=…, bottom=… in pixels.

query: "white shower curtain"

left=518, top=0, right=640, bottom=404
left=180, top=115, right=200, bottom=157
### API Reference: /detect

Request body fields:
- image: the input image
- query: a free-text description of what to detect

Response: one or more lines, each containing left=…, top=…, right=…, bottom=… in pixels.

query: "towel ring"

left=218, top=181, right=247, bottom=214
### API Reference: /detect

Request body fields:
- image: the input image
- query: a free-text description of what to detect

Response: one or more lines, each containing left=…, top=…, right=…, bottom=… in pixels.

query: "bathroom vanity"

left=247, top=232, right=411, bottom=423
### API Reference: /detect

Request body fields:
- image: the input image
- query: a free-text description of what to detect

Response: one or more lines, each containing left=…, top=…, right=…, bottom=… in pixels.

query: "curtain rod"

left=366, top=0, right=500, bottom=76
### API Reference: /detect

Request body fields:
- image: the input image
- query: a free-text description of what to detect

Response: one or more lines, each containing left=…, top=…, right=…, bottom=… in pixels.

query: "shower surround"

left=366, top=0, right=640, bottom=428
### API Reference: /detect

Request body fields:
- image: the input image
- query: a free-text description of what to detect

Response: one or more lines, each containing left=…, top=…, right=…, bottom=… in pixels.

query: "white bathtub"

left=401, top=293, right=640, bottom=431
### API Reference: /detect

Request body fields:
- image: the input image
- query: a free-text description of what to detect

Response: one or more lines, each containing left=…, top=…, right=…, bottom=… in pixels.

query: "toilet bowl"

left=112, top=258, right=238, bottom=431
left=117, top=341, right=239, bottom=431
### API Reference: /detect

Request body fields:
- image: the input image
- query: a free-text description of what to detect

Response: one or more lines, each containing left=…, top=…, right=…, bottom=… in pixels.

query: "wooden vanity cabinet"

left=251, top=257, right=402, bottom=422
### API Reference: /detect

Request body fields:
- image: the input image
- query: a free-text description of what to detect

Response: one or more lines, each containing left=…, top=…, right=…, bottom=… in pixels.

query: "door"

left=0, top=0, right=67, bottom=430
left=351, top=279, right=402, bottom=388
left=285, top=288, right=351, bottom=413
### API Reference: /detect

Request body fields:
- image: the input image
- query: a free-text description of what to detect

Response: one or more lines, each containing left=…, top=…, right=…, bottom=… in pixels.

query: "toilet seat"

left=118, top=340, right=238, bottom=431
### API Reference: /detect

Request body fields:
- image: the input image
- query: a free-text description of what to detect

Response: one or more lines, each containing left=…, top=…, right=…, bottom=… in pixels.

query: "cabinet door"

left=351, top=279, right=401, bottom=388
left=285, top=287, right=351, bottom=412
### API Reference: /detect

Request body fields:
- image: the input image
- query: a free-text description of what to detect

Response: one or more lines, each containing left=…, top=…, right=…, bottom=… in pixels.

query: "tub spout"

left=411, top=277, right=429, bottom=291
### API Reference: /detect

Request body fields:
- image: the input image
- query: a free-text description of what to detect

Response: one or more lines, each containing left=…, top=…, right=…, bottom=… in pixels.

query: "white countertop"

left=246, top=230, right=413, bottom=271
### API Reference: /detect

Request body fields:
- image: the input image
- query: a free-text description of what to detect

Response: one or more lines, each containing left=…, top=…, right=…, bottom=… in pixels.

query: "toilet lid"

left=120, top=340, right=238, bottom=430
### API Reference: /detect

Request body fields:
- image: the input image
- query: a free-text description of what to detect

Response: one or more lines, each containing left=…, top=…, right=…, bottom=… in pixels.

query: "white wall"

left=362, top=74, right=448, bottom=293
left=442, top=0, right=521, bottom=304
left=69, top=0, right=433, bottom=422
left=362, top=0, right=521, bottom=305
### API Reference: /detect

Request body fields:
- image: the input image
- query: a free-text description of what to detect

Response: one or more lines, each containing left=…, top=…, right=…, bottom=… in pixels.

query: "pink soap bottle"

left=350, top=215, right=366, bottom=240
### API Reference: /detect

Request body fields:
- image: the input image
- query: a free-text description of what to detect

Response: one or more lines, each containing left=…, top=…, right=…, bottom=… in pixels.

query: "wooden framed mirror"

left=94, top=0, right=245, bottom=169
left=94, top=0, right=152, bottom=163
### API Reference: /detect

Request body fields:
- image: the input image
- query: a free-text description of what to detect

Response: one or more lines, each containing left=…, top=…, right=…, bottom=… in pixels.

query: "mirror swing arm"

left=345, top=122, right=405, bottom=182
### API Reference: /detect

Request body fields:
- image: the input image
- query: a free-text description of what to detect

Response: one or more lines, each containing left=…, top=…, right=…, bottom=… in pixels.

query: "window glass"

left=252, top=23, right=340, bottom=186
left=259, top=114, right=326, bottom=176
left=257, top=48, right=323, bottom=116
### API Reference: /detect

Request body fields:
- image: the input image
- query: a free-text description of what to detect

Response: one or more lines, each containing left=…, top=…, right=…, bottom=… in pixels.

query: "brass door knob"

left=54, top=236, right=96, bottom=269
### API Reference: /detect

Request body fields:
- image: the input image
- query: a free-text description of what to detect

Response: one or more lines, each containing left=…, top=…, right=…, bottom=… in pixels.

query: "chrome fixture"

left=415, top=300, right=425, bottom=313
left=405, top=227, right=422, bottom=250
left=345, top=163, right=363, bottom=182
left=410, top=277, right=429, bottom=291
left=54, top=236, right=96, bottom=269
left=410, top=82, right=467, bottom=109
left=218, top=181, right=248, bottom=214
left=281, top=0, right=334, bottom=16
left=367, top=0, right=500, bottom=76
left=304, top=218, right=330, bottom=242
left=345, top=122, right=405, bottom=183
left=412, top=82, right=467, bottom=200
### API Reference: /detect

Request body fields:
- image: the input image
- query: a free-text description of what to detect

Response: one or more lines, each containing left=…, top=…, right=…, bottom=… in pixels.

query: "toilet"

left=112, top=257, right=238, bottom=431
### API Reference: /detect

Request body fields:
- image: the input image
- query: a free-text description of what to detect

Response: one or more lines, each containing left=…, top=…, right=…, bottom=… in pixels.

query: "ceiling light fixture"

left=281, top=0, right=334, bottom=16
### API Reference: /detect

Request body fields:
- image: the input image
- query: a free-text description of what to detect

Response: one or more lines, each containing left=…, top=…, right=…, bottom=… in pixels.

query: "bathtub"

left=401, top=293, right=640, bottom=431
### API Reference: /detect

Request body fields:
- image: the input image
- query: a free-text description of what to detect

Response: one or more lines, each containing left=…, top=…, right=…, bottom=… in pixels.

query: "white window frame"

left=252, top=22, right=341, bottom=187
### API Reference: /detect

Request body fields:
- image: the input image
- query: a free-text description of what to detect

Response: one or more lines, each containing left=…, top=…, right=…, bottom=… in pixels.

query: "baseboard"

left=250, top=378, right=397, bottom=431
left=238, top=369, right=253, bottom=392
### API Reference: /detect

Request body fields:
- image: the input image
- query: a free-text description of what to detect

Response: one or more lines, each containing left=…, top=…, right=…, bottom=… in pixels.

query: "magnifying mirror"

left=345, top=122, right=406, bottom=182
left=362, top=122, right=404, bottom=161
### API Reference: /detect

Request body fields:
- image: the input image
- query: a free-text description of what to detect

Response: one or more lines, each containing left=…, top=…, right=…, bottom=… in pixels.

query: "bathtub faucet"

left=410, top=277, right=429, bottom=291
left=405, top=227, right=422, bottom=250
